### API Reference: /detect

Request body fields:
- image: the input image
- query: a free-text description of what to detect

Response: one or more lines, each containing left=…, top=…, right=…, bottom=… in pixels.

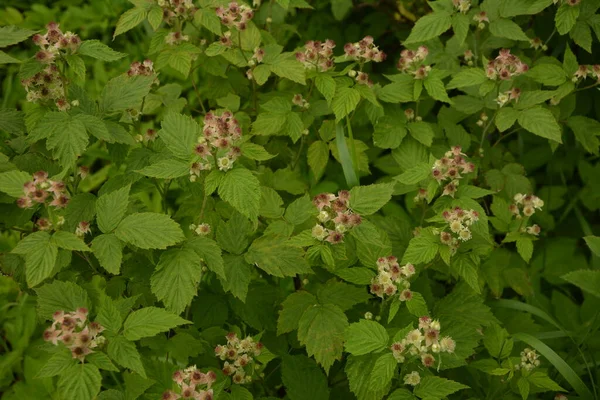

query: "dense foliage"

left=1, top=0, right=600, bottom=399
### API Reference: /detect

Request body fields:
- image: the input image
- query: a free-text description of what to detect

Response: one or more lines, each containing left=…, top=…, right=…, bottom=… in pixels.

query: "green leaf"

left=37, top=349, right=75, bottom=378
left=297, top=303, right=348, bottom=373
left=259, top=187, right=285, bottom=219
left=138, top=159, right=190, bottom=178
left=349, top=182, right=395, bottom=215
left=35, top=280, right=90, bottom=320
left=317, top=281, right=371, bottom=311
left=194, top=8, right=221, bottom=35
left=91, top=234, right=123, bottom=275
left=0, top=170, right=30, bottom=197
left=151, top=248, right=202, bottom=315
left=562, top=269, right=600, bottom=297
left=87, top=352, right=119, bottom=371
left=307, top=140, right=330, bottom=181
left=527, top=371, right=566, bottom=392
left=405, top=11, right=452, bottom=44
left=517, top=106, right=562, bottom=143
left=57, top=364, right=102, bottom=400
left=12, top=231, right=58, bottom=287
left=414, top=376, right=469, bottom=399
left=526, top=64, right=567, bottom=86
left=489, top=18, right=530, bottom=41
left=100, top=75, right=154, bottom=113
left=282, top=355, right=330, bottom=400
left=518, top=377, right=530, bottom=400
left=96, top=296, right=123, bottom=334
left=373, top=114, right=407, bottom=149
left=395, top=162, right=431, bottom=184
left=185, top=236, right=225, bottom=278
left=332, top=87, right=361, bottom=121
left=240, top=142, right=276, bottom=161
left=245, top=235, right=311, bottom=277
left=483, top=324, right=513, bottom=359
left=0, top=50, right=21, bottom=64
left=278, top=291, right=317, bottom=335
left=115, top=212, right=185, bottom=249
left=218, top=168, right=261, bottom=221
left=123, top=306, right=190, bottom=340
left=315, top=75, right=336, bottom=105
left=160, top=112, right=200, bottom=160
left=495, top=107, right=519, bottom=132
left=516, top=237, right=533, bottom=263
left=555, top=2, right=579, bottom=35
left=331, top=0, right=353, bottom=20
left=408, top=121, right=435, bottom=147
left=567, top=116, right=600, bottom=154
left=221, top=255, right=251, bottom=302
left=147, top=5, right=163, bottom=30
left=114, top=7, right=147, bottom=38
left=253, top=64, right=272, bottom=85
left=0, top=26, right=36, bottom=48
left=45, top=116, right=88, bottom=168
left=51, top=231, right=90, bottom=252
left=584, top=236, right=600, bottom=256
left=107, top=337, right=146, bottom=378
left=97, top=185, right=130, bottom=233
left=406, top=292, right=429, bottom=317
left=570, top=21, right=592, bottom=53
left=269, top=56, right=306, bottom=84
left=369, top=353, right=397, bottom=391
left=446, top=68, right=487, bottom=89
left=78, top=40, right=126, bottom=61
left=64, top=55, right=86, bottom=85
left=402, top=229, right=439, bottom=265
left=388, top=389, right=418, bottom=400
left=344, top=320, right=389, bottom=355
left=346, top=354, right=393, bottom=400
left=512, top=332, right=593, bottom=400
left=424, top=75, right=452, bottom=103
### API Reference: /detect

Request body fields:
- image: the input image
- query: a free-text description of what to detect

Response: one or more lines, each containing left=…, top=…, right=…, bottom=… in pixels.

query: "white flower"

left=403, top=371, right=421, bottom=386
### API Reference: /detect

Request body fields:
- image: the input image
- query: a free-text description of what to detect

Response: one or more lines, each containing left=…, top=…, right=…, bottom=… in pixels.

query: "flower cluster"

left=32, top=22, right=81, bottom=62
left=403, top=371, right=421, bottom=386
left=515, top=348, right=540, bottom=371
left=343, top=36, right=386, bottom=63
left=473, top=11, right=489, bottom=29
left=162, top=366, right=216, bottom=400
left=295, top=40, right=336, bottom=71
left=127, top=59, right=155, bottom=77
left=189, top=223, right=211, bottom=236
left=370, top=256, right=415, bottom=300
left=158, top=0, right=197, bottom=25
left=189, top=110, right=242, bottom=180
left=431, top=146, right=475, bottom=197
left=165, top=31, right=190, bottom=46
left=496, top=87, right=521, bottom=107
left=486, top=49, right=529, bottom=80
left=572, top=64, right=600, bottom=82
left=311, top=191, right=362, bottom=244
left=21, top=65, right=70, bottom=111
left=17, top=171, right=69, bottom=210
left=463, top=49, right=474, bottom=66
left=390, top=317, right=456, bottom=368
left=215, top=333, right=263, bottom=384
left=510, top=194, right=544, bottom=218
left=397, top=46, right=430, bottom=79
left=292, top=94, right=310, bottom=109
left=216, top=2, right=254, bottom=31
left=453, top=0, right=471, bottom=13
left=43, top=308, right=105, bottom=361
left=440, top=207, right=480, bottom=244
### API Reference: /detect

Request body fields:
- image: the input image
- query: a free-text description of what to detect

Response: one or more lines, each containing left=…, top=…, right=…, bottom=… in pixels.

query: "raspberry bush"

left=1, top=0, right=600, bottom=399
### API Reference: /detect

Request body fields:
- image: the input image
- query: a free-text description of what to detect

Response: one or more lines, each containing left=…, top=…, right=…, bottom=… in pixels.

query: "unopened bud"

left=348, top=70, right=357, bottom=78
left=266, top=17, right=272, bottom=23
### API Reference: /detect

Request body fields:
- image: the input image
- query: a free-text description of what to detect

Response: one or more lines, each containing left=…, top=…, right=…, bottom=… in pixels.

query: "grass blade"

left=335, top=122, right=359, bottom=188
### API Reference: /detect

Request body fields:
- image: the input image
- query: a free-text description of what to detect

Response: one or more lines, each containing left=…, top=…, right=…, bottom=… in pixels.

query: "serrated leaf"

left=555, top=2, right=579, bottom=35
left=562, top=269, right=600, bottom=297
left=424, top=75, right=452, bottom=103
left=37, top=349, right=75, bottom=378
left=185, top=236, right=225, bottom=278
left=369, top=353, right=396, bottom=391
left=278, top=291, right=317, bottom=335
left=489, top=18, right=530, bottom=41
left=408, top=121, right=435, bottom=147
left=447, top=68, right=487, bottom=89
left=349, top=182, right=395, bottom=215
left=35, top=280, right=90, bottom=320
left=373, top=114, right=407, bottom=149
left=344, top=320, right=389, bottom=355
left=269, top=57, right=306, bottom=84
left=567, top=116, right=600, bottom=154
left=246, top=235, right=311, bottom=277
left=45, top=116, right=88, bottom=168
left=0, top=170, right=30, bottom=197
left=218, top=168, right=261, bottom=221
left=107, top=337, right=146, bottom=378
left=115, top=212, right=185, bottom=249
left=0, top=26, right=36, bottom=48
left=151, top=247, right=202, bottom=315
left=123, top=306, right=190, bottom=340
left=495, top=107, right=519, bottom=132
left=138, top=159, right=190, bottom=178
left=414, top=376, right=469, bottom=399
left=526, top=64, right=567, bottom=86
left=516, top=237, right=533, bottom=262
left=87, top=352, right=119, bottom=371
left=91, top=234, right=123, bottom=275
left=57, top=364, right=102, bottom=400
left=332, top=87, right=360, bottom=121
left=114, top=7, right=147, bottom=38
left=297, top=303, right=348, bottom=373
left=100, top=75, right=153, bottom=113
left=395, top=162, right=431, bottom=184
left=240, top=142, right=276, bottom=161
left=517, top=106, right=562, bottom=143
left=97, top=185, right=130, bottom=233
left=78, top=40, right=127, bottom=61
left=405, top=11, right=452, bottom=44
left=51, top=231, right=90, bottom=252
left=282, top=355, right=330, bottom=400
left=12, top=231, right=58, bottom=287
left=315, top=75, right=336, bottom=105
left=307, top=140, right=329, bottom=181
left=401, top=229, right=439, bottom=264
left=317, top=281, right=371, bottom=311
